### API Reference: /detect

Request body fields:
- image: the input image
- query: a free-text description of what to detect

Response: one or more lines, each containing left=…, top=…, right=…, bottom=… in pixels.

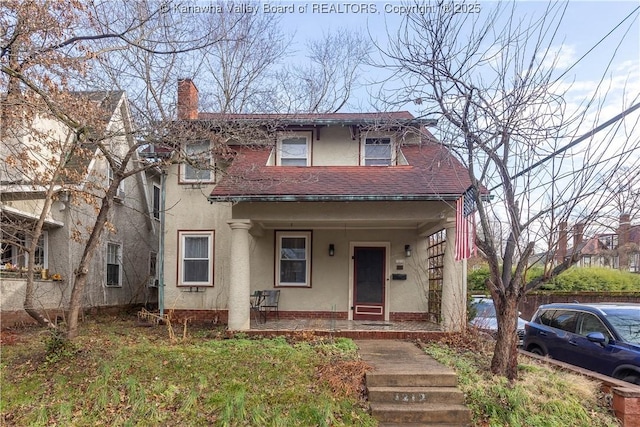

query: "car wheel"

left=621, top=374, right=640, bottom=385
left=528, top=346, right=546, bottom=356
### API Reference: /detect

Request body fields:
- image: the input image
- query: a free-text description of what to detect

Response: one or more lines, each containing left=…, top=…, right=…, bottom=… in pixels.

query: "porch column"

left=227, top=220, right=252, bottom=331
left=441, top=226, right=466, bottom=331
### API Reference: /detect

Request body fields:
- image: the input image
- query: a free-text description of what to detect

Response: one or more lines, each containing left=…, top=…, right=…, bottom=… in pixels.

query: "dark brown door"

left=353, top=246, right=385, bottom=321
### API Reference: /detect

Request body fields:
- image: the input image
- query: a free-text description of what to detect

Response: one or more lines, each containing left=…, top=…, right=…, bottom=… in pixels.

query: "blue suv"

left=523, top=303, right=640, bottom=385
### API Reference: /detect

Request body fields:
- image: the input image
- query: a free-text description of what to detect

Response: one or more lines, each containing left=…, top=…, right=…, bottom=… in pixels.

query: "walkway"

left=356, top=340, right=471, bottom=426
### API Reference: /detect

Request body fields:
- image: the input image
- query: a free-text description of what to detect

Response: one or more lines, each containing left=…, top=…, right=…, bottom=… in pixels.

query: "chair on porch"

left=259, top=290, right=280, bottom=322
left=250, top=290, right=264, bottom=324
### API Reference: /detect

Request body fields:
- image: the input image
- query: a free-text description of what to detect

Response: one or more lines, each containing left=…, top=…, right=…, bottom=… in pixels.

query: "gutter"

left=208, top=194, right=462, bottom=203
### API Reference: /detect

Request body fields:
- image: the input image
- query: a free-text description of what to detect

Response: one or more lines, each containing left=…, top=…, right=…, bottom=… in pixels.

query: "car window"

left=538, top=309, right=556, bottom=326
left=550, top=310, right=579, bottom=333
left=601, top=308, right=640, bottom=344
left=578, top=313, right=611, bottom=339
left=474, top=301, right=496, bottom=317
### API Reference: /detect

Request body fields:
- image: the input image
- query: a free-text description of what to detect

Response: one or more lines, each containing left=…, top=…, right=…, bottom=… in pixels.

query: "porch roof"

left=209, top=142, right=472, bottom=202
left=0, top=204, right=64, bottom=228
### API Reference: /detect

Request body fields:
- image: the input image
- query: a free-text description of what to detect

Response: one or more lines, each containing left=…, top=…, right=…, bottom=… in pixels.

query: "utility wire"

left=489, top=101, right=640, bottom=192
left=552, top=5, right=640, bottom=84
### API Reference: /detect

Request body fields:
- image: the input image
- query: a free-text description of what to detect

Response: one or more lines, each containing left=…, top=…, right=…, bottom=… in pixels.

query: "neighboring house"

left=1, top=91, right=159, bottom=325
left=555, top=215, right=640, bottom=273
left=157, top=79, right=474, bottom=331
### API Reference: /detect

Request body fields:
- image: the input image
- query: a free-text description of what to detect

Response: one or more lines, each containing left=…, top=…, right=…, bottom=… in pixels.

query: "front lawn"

left=0, top=317, right=374, bottom=426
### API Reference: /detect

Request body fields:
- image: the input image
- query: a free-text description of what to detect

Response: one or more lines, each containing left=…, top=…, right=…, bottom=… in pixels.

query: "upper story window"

left=108, top=164, right=126, bottom=199
left=181, top=141, right=214, bottom=183
left=278, top=133, right=310, bottom=166
left=363, top=137, right=393, bottom=166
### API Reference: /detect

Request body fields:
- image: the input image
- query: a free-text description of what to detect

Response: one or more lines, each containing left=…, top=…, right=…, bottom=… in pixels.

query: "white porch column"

left=441, top=226, right=467, bottom=331
left=227, top=219, right=252, bottom=331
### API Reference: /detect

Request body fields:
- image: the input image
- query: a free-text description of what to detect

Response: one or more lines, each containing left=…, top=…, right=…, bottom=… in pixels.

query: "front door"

left=353, top=246, right=386, bottom=321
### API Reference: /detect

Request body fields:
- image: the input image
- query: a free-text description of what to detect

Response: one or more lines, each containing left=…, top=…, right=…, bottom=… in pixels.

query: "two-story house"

left=1, top=91, right=159, bottom=325
left=159, top=79, right=473, bottom=331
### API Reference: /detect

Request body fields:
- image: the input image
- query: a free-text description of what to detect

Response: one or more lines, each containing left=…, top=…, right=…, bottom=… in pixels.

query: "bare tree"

left=379, top=1, right=640, bottom=379
left=272, top=28, right=371, bottom=113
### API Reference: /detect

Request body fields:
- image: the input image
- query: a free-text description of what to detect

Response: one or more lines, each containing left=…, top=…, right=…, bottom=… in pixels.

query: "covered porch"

left=223, top=200, right=467, bottom=333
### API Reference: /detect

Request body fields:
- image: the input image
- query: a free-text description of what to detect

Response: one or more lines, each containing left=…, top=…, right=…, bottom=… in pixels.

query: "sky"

left=276, top=0, right=640, bottom=115
left=270, top=0, right=640, bottom=237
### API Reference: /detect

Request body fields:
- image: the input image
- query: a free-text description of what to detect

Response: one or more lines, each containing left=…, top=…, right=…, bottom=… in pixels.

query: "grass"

left=1, top=316, right=375, bottom=426
left=422, top=335, right=621, bottom=427
left=1, top=316, right=623, bottom=427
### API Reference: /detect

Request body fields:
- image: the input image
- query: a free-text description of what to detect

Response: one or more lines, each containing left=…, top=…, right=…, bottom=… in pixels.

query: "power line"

left=489, top=101, right=640, bottom=192
left=552, top=5, right=640, bottom=84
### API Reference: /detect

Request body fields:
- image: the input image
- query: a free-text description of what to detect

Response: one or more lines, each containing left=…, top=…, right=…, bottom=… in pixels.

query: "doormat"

left=362, top=323, right=393, bottom=326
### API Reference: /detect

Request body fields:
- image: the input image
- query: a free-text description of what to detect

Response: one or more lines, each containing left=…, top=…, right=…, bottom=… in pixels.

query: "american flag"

left=455, top=187, right=477, bottom=261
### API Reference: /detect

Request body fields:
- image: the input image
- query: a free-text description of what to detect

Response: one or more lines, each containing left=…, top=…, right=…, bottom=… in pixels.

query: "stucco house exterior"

left=159, top=79, right=473, bottom=331
left=1, top=91, right=159, bottom=325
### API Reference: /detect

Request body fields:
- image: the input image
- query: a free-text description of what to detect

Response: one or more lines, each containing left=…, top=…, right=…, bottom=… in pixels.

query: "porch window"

left=0, top=232, right=48, bottom=269
left=181, top=141, right=214, bottom=183
left=276, top=231, right=311, bottom=287
left=106, top=242, right=122, bottom=287
left=178, top=230, right=214, bottom=286
left=363, top=137, right=392, bottom=166
left=278, top=134, right=310, bottom=166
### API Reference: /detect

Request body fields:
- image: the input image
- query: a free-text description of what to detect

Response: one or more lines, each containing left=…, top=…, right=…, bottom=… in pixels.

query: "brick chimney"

left=618, top=213, right=631, bottom=270
left=573, top=222, right=584, bottom=250
left=556, top=221, right=567, bottom=264
left=177, top=78, right=198, bottom=120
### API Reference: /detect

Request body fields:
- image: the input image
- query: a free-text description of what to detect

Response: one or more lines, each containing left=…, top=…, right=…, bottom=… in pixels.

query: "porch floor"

left=246, top=318, right=447, bottom=340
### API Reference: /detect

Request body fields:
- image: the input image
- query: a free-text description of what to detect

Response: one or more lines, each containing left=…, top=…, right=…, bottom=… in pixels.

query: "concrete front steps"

left=357, top=340, right=471, bottom=427
left=367, top=372, right=471, bottom=426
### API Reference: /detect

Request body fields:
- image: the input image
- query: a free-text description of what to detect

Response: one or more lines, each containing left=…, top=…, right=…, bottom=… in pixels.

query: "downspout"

left=159, top=169, right=166, bottom=317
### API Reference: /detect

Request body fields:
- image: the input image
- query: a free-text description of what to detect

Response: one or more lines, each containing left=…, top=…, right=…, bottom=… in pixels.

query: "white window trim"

left=106, top=242, right=123, bottom=287
left=275, top=231, right=312, bottom=287
left=276, top=132, right=311, bottom=166
left=180, top=141, right=214, bottom=183
left=178, top=230, right=214, bottom=287
left=361, top=134, right=396, bottom=166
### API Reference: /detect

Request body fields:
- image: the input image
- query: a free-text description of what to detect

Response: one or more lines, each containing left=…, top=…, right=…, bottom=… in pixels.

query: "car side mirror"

left=586, top=332, right=608, bottom=346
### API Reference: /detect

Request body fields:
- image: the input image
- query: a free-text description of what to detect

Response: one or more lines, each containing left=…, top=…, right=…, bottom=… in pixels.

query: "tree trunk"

left=66, top=189, right=114, bottom=339
left=490, top=296, right=520, bottom=381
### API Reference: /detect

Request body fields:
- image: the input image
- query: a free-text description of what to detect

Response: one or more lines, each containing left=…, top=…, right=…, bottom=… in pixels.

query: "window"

left=579, top=313, right=611, bottom=338
left=152, top=184, right=161, bottom=220
left=550, top=310, right=579, bottom=333
left=276, top=231, right=311, bottom=287
left=363, top=137, right=393, bottom=166
left=106, top=242, right=122, bottom=287
left=278, top=134, right=310, bottom=166
left=181, top=141, right=213, bottom=183
left=178, top=231, right=214, bottom=286
left=149, top=252, right=158, bottom=287
left=0, top=232, right=47, bottom=269
left=108, top=165, right=126, bottom=198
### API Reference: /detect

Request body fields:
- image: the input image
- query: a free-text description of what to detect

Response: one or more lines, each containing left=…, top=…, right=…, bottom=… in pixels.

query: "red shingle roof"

left=209, top=142, right=472, bottom=201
